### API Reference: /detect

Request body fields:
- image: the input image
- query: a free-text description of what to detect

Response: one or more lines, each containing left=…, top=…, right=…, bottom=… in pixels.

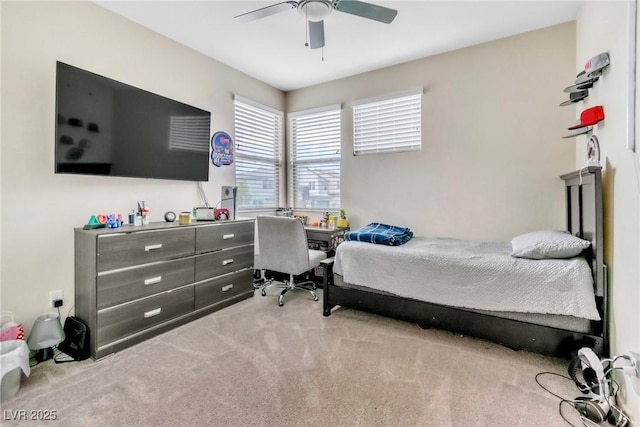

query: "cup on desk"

left=179, top=212, right=191, bottom=225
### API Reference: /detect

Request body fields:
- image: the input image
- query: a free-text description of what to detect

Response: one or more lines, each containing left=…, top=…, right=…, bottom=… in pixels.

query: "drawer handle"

left=144, top=276, right=162, bottom=286
left=222, top=259, right=234, bottom=266
left=144, top=308, right=162, bottom=318
left=145, top=244, right=163, bottom=251
left=223, top=234, right=235, bottom=240
left=222, top=284, right=234, bottom=292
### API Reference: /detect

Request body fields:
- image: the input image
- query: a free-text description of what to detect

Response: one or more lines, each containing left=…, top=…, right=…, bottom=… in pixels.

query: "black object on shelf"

left=560, top=90, right=588, bottom=106
left=564, top=79, right=596, bottom=93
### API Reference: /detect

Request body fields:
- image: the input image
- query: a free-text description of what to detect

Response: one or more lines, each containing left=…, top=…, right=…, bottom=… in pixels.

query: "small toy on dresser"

left=338, top=209, right=349, bottom=228
left=320, top=212, right=330, bottom=228
left=83, top=213, right=123, bottom=230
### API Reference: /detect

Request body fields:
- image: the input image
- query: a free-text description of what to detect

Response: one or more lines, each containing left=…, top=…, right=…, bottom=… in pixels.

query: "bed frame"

left=322, top=166, right=607, bottom=358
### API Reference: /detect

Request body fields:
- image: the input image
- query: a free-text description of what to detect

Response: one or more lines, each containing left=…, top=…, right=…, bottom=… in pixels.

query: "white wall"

left=576, top=2, right=640, bottom=422
left=287, top=23, right=576, bottom=242
left=0, top=1, right=284, bottom=329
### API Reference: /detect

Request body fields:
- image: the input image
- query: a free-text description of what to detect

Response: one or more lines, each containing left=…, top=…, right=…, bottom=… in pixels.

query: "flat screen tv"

left=55, top=61, right=211, bottom=181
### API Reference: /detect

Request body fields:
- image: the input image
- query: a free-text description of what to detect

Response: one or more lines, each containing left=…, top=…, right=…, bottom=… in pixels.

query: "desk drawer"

left=97, top=258, right=195, bottom=310
left=97, top=286, right=194, bottom=347
left=195, top=269, right=253, bottom=310
left=306, top=231, right=330, bottom=242
left=195, top=222, right=254, bottom=253
left=97, top=228, right=195, bottom=272
left=195, top=245, right=254, bottom=281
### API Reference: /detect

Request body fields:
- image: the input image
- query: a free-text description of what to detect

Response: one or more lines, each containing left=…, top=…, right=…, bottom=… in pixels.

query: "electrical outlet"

left=629, top=352, right=640, bottom=377
left=50, top=289, right=63, bottom=308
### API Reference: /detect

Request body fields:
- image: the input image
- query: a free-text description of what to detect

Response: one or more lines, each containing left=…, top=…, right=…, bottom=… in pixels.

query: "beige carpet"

left=2, top=290, right=586, bottom=427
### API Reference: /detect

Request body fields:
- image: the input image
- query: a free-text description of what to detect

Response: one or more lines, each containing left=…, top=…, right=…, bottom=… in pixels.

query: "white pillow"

left=510, top=230, right=591, bottom=259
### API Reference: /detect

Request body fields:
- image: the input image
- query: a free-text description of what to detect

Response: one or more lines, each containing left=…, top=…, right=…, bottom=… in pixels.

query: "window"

left=289, top=105, right=341, bottom=210
left=353, top=89, right=422, bottom=155
left=234, top=96, right=283, bottom=209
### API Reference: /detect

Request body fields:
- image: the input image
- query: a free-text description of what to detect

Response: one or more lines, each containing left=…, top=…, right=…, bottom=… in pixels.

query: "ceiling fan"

left=234, top=0, right=398, bottom=50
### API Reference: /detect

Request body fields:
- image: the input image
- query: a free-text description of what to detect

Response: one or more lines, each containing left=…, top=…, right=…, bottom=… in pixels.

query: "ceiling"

left=94, top=1, right=581, bottom=92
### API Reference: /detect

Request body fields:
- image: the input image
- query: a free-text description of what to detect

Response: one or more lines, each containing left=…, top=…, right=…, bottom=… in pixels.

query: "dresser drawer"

left=195, top=245, right=254, bottom=281
left=195, top=269, right=254, bottom=310
left=97, top=258, right=195, bottom=310
left=195, top=221, right=254, bottom=253
left=97, top=228, right=195, bottom=272
left=97, top=286, right=194, bottom=347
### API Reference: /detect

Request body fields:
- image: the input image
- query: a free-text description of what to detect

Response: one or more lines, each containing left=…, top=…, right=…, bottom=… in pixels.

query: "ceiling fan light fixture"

left=298, top=0, right=332, bottom=22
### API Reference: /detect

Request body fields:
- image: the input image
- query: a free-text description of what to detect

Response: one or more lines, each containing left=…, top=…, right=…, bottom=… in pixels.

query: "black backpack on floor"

left=56, top=316, right=90, bottom=362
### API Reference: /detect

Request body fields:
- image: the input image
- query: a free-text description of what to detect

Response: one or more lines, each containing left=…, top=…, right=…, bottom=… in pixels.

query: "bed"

left=322, top=167, right=606, bottom=358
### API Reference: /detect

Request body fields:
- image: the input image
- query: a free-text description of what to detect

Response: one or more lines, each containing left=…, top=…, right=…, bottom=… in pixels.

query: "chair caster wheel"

left=278, top=299, right=284, bottom=307
left=261, top=290, right=266, bottom=296
left=313, top=296, right=319, bottom=301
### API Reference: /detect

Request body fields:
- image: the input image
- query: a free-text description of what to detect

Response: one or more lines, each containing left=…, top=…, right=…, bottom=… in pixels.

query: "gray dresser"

left=74, top=219, right=255, bottom=360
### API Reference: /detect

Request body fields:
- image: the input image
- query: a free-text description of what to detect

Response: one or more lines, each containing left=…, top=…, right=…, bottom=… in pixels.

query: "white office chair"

left=255, top=215, right=327, bottom=306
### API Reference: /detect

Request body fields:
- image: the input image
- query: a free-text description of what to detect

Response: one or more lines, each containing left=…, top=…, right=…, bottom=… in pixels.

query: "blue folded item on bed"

left=344, top=222, right=414, bottom=246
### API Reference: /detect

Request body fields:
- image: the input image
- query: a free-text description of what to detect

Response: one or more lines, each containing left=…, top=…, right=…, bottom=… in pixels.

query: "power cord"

left=197, top=181, right=210, bottom=208
left=535, top=371, right=572, bottom=400
left=536, top=362, right=631, bottom=427
left=605, top=355, right=634, bottom=378
left=28, top=345, right=66, bottom=368
left=535, top=372, right=614, bottom=427
left=535, top=372, right=582, bottom=426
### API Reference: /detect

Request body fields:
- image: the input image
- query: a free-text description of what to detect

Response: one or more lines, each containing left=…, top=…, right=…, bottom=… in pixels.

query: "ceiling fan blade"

left=334, top=0, right=398, bottom=24
left=234, top=1, right=298, bottom=23
left=308, top=20, right=325, bottom=49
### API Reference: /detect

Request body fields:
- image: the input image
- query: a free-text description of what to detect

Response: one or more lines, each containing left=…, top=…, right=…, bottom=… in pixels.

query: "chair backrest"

left=256, top=216, right=311, bottom=276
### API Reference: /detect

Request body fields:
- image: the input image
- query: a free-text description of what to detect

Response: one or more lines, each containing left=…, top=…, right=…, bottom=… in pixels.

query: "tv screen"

left=55, top=61, right=211, bottom=181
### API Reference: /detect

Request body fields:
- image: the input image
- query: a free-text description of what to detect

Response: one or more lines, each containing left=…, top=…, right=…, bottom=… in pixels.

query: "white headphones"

left=578, top=347, right=608, bottom=399
left=572, top=347, right=611, bottom=423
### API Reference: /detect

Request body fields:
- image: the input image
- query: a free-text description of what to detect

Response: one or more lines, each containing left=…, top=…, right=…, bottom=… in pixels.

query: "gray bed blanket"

left=333, top=237, right=600, bottom=320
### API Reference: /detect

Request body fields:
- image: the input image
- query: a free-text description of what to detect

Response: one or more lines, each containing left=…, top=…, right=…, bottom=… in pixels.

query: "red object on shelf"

left=568, top=105, right=605, bottom=130
left=214, top=208, right=230, bottom=220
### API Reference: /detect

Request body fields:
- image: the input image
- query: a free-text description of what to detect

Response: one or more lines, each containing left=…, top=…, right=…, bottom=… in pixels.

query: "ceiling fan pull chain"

left=304, top=6, right=309, bottom=47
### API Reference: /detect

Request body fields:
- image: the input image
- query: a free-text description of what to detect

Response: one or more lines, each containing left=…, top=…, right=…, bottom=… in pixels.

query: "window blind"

left=234, top=98, right=283, bottom=209
left=353, top=90, right=422, bottom=155
left=289, top=105, right=341, bottom=210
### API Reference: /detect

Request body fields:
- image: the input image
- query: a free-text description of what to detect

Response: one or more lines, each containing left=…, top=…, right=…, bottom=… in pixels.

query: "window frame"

left=233, top=95, right=284, bottom=211
left=352, top=88, right=423, bottom=156
left=288, top=104, right=342, bottom=211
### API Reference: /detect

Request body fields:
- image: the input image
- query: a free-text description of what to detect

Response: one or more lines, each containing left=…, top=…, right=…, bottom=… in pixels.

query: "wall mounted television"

left=55, top=61, right=211, bottom=182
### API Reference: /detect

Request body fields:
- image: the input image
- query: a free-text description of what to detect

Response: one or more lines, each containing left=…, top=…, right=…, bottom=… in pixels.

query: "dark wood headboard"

left=560, top=166, right=605, bottom=298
